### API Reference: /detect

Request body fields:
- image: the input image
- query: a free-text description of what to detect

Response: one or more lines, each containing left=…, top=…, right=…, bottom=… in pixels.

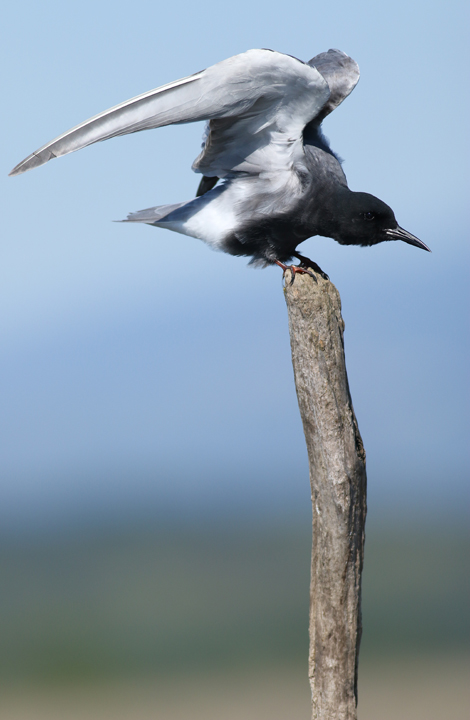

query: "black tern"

left=10, top=49, right=430, bottom=276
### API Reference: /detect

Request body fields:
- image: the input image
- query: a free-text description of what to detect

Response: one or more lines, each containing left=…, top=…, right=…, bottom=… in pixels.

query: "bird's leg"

left=275, top=260, right=317, bottom=286
left=293, top=252, right=329, bottom=280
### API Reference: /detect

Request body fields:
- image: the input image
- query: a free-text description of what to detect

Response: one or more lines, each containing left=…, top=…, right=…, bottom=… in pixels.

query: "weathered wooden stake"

left=284, top=271, right=367, bottom=720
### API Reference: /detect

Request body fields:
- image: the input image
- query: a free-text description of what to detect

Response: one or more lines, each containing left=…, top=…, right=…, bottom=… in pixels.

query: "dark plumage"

left=9, top=49, right=430, bottom=267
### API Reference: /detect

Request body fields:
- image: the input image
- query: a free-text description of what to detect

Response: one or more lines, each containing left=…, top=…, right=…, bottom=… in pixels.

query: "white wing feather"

left=10, top=49, right=330, bottom=178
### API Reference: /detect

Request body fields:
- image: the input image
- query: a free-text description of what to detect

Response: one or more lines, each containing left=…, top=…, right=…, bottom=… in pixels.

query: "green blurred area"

left=1, top=517, right=468, bottom=684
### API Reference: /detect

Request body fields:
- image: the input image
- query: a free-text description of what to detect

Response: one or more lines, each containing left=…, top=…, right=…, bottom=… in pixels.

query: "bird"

left=9, top=48, right=430, bottom=279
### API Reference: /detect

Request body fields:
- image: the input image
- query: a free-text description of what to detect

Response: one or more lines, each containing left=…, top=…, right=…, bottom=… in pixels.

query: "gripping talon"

left=275, top=260, right=317, bottom=285
left=293, top=252, right=329, bottom=280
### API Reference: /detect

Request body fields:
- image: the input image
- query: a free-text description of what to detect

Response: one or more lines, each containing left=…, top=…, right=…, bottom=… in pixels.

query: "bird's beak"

left=385, top=226, right=431, bottom=252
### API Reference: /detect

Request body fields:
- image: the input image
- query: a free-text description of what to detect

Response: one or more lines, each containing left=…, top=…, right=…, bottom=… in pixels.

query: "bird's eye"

left=361, top=212, right=376, bottom=221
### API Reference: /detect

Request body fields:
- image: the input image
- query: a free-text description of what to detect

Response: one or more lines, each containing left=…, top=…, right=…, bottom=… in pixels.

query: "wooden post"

left=284, top=271, right=367, bottom=720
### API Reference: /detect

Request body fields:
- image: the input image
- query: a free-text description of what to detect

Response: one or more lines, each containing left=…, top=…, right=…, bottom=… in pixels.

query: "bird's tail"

left=122, top=202, right=189, bottom=225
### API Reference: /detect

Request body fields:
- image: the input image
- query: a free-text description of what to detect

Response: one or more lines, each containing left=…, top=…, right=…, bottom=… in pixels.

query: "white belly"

left=155, top=170, right=299, bottom=248
left=156, top=183, right=238, bottom=249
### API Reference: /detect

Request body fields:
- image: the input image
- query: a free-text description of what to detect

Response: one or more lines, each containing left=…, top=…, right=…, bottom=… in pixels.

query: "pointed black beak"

left=385, top=226, right=431, bottom=252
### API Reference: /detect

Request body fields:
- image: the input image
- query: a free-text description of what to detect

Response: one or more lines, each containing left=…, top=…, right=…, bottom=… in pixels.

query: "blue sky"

left=1, top=0, right=468, bottom=531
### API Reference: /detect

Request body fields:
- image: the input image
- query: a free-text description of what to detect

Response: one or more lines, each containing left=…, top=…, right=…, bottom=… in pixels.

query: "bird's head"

left=333, top=191, right=430, bottom=251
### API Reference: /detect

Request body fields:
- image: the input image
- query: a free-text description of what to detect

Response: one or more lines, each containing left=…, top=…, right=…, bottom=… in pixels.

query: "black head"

left=332, top=191, right=430, bottom=251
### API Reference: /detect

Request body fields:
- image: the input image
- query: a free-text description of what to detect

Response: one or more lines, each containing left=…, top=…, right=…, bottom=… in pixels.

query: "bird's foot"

left=293, top=253, right=329, bottom=281
left=275, top=260, right=317, bottom=286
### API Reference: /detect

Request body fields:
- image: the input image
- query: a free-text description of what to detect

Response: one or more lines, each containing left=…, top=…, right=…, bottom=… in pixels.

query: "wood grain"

left=284, top=271, right=367, bottom=719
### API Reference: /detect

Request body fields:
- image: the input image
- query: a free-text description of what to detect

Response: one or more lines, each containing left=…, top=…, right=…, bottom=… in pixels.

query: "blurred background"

left=1, top=0, right=469, bottom=717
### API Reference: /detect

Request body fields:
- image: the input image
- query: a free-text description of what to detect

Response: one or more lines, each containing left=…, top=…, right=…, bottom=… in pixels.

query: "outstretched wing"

left=307, top=49, right=359, bottom=122
left=9, top=71, right=204, bottom=176
left=10, top=49, right=330, bottom=178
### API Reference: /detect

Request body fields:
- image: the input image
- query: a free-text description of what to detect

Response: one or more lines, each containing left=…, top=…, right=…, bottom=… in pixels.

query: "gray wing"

left=307, top=49, right=359, bottom=121
left=9, top=72, right=204, bottom=176
left=10, top=49, right=330, bottom=178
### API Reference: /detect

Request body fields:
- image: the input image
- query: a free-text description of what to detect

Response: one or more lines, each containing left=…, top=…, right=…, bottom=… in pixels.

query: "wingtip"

left=8, top=164, right=23, bottom=177
left=9, top=149, right=56, bottom=177
left=8, top=156, right=35, bottom=177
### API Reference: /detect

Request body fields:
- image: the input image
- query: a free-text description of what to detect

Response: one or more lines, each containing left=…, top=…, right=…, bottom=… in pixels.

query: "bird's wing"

left=10, top=49, right=330, bottom=178
left=306, top=49, right=359, bottom=121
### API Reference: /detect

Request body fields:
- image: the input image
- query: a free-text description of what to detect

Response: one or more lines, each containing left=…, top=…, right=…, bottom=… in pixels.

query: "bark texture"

left=284, top=272, right=367, bottom=720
